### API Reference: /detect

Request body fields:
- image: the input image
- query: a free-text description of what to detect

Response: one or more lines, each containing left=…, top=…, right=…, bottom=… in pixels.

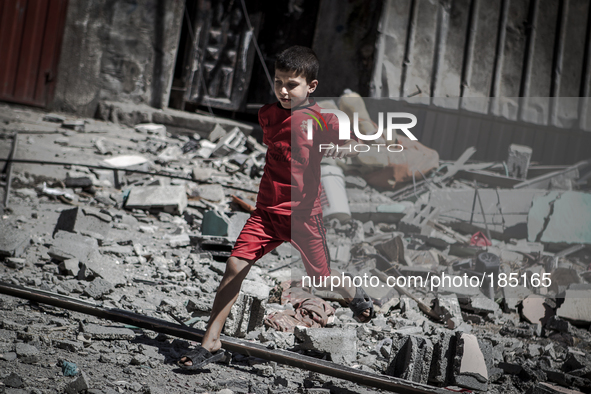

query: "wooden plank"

left=0, top=0, right=28, bottom=99
left=403, top=0, right=438, bottom=98
left=461, top=0, right=501, bottom=114
left=14, top=0, right=49, bottom=102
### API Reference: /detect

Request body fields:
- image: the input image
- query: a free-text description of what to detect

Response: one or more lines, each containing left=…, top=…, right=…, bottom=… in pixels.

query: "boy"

left=179, top=46, right=374, bottom=369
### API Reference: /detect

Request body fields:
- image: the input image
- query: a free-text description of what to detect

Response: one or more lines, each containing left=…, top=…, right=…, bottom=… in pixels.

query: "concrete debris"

left=125, top=185, right=187, bottom=214
left=294, top=327, right=357, bottom=365
left=1, top=98, right=591, bottom=394
left=453, top=332, right=488, bottom=391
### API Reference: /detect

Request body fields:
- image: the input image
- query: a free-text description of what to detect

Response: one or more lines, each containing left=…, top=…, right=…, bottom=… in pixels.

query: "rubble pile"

left=0, top=103, right=590, bottom=393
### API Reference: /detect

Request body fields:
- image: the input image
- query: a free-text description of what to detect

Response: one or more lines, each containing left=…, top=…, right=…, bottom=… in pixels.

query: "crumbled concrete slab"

left=528, top=191, right=591, bottom=244
left=0, top=226, right=30, bottom=258
left=82, top=324, right=136, bottom=340
left=503, top=285, right=533, bottom=311
left=386, top=333, right=433, bottom=384
left=294, top=327, right=357, bottom=365
left=556, top=290, right=591, bottom=324
left=125, top=185, right=187, bottom=214
left=187, top=184, right=225, bottom=202
left=48, top=230, right=99, bottom=263
left=453, top=332, right=488, bottom=391
left=433, top=294, right=463, bottom=329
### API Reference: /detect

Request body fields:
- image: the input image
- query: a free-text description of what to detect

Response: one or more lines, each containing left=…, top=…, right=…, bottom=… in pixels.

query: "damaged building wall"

left=52, top=0, right=184, bottom=117
left=370, top=0, right=591, bottom=163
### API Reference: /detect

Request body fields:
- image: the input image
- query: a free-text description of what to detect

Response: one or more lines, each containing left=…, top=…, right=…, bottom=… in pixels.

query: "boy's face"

left=274, top=69, right=318, bottom=109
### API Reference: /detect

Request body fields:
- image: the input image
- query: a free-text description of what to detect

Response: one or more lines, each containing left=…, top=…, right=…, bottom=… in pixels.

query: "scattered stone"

left=84, top=278, right=114, bottom=300
left=15, top=342, right=40, bottom=364
left=54, top=339, right=84, bottom=352
left=59, top=258, right=81, bottom=277
left=433, top=294, right=463, bottom=329
left=294, top=327, right=357, bottom=365
left=0, top=226, right=30, bottom=258
left=165, top=233, right=191, bottom=247
left=82, top=323, right=135, bottom=340
left=4, top=257, right=25, bottom=269
left=64, top=371, right=89, bottom=394
left=4, top=372, right=23, bottom=388
left=453, top=332, right=488, bottom=391
left=187, top=184, right=225, bottom=202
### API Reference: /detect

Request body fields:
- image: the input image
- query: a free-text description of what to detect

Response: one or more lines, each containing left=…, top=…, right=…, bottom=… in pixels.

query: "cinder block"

left=224, top=293, right=254, bottom=338
left=398, top=203, right=439, bottom=235
left=429, top=329, right=455, bottom=385
left=294, top=327, right=357, bottom=365
left=386, top=333, right=433, bottom=384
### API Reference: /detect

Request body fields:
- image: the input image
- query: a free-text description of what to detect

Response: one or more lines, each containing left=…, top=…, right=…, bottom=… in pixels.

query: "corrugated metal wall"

left=370, top=0, right=591, bottom=164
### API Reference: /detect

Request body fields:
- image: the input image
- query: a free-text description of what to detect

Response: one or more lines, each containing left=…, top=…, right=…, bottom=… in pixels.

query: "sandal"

left=177, top=346, right=226, bottom=370
left=349, top=286, right=375, bottom=322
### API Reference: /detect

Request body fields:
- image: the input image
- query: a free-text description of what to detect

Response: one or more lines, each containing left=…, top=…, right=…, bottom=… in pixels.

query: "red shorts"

left=230, top=208, right=331, bottom=279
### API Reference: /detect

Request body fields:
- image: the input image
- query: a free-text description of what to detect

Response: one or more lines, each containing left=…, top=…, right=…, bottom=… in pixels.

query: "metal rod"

left=0, top=281, right=447, bottom=394
left=549, top=0, right=569, bottom=126
left=2, top=133, right=18, bottom=209
left=0, top=158, right=257, bottom=193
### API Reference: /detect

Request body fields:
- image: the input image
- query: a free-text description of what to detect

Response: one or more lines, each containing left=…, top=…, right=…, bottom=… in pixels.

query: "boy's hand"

left=323, top=139, right=359, bottom=159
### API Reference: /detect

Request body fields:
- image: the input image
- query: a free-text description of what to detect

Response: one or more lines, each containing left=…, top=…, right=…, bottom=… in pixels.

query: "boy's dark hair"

left=275, top=46, right=319, bottom=82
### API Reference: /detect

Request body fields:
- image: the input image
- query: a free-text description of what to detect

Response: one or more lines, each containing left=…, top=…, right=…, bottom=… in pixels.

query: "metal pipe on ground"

left=0, top=281, right=447, bottom=394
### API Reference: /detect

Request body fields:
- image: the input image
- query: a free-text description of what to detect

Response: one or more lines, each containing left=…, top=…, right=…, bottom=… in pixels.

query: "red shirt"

left=256, top=100, right=345, bottom=216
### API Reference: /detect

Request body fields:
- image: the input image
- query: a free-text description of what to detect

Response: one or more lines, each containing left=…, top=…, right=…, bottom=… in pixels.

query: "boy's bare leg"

left=313, top=268, right=371, bottom=322
left=180, top=256, right=253, bottom=366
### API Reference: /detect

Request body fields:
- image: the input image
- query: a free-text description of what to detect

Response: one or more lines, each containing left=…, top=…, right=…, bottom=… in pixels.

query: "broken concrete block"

left=556, top=290, right=591, bottom=324
left=211, top=127, right=247, bottom=157
left=224, top=293, right=254, bottom=338
left=15, top=342, right=39, bottom=364
left=208, top=123, right=227, bottom=142
left=507, top=144, right=533, bottom=179
left=53, top=207, right=111, bottom=238
left=386, top=333, right=433, bottom=384
left=83, top=278, right=114, bottom=300
left=398, top=203, right=439, bottom=236
left=125, top=186, right=187, bottom=215
left=186, top=184, right=225, bottom=202
left=4, top=257, right=25, bottom=269
left=294, top=327, right=357, bottom=365
left=82, top=324, right=135, bottom=340
left=527, top=382, right=585, bottom=394
left=468, top=296, right=501, bottom=315
left=433, top=294, right=463, bottom=329
left=528, top=191, right=591, bottom=244
left=374, top=235, right=406, bottom=264
left=201, top=210, right=231, bottom=236
left=64, top=370, right=89, bottom=394
left=429, top=329, right=455, bottom=385
left=192, top=166, right=214, bottom=182
left=520, top=295, right=554, bottom=325
left=59, top=258, right=81, bottom=277
left=453, top=332, right=488, bottom=391
left=49, top=231, right=99, bottom=264
left=0, top=226, right=30, bottom=258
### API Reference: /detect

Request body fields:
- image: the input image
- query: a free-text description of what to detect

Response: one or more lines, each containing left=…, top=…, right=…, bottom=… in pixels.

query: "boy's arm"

left=321, top=113, right=359, bottom=158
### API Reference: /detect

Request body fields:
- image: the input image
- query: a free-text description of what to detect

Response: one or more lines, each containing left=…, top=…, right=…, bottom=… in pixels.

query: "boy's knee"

left=225, top=256, right=253, bottom=277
